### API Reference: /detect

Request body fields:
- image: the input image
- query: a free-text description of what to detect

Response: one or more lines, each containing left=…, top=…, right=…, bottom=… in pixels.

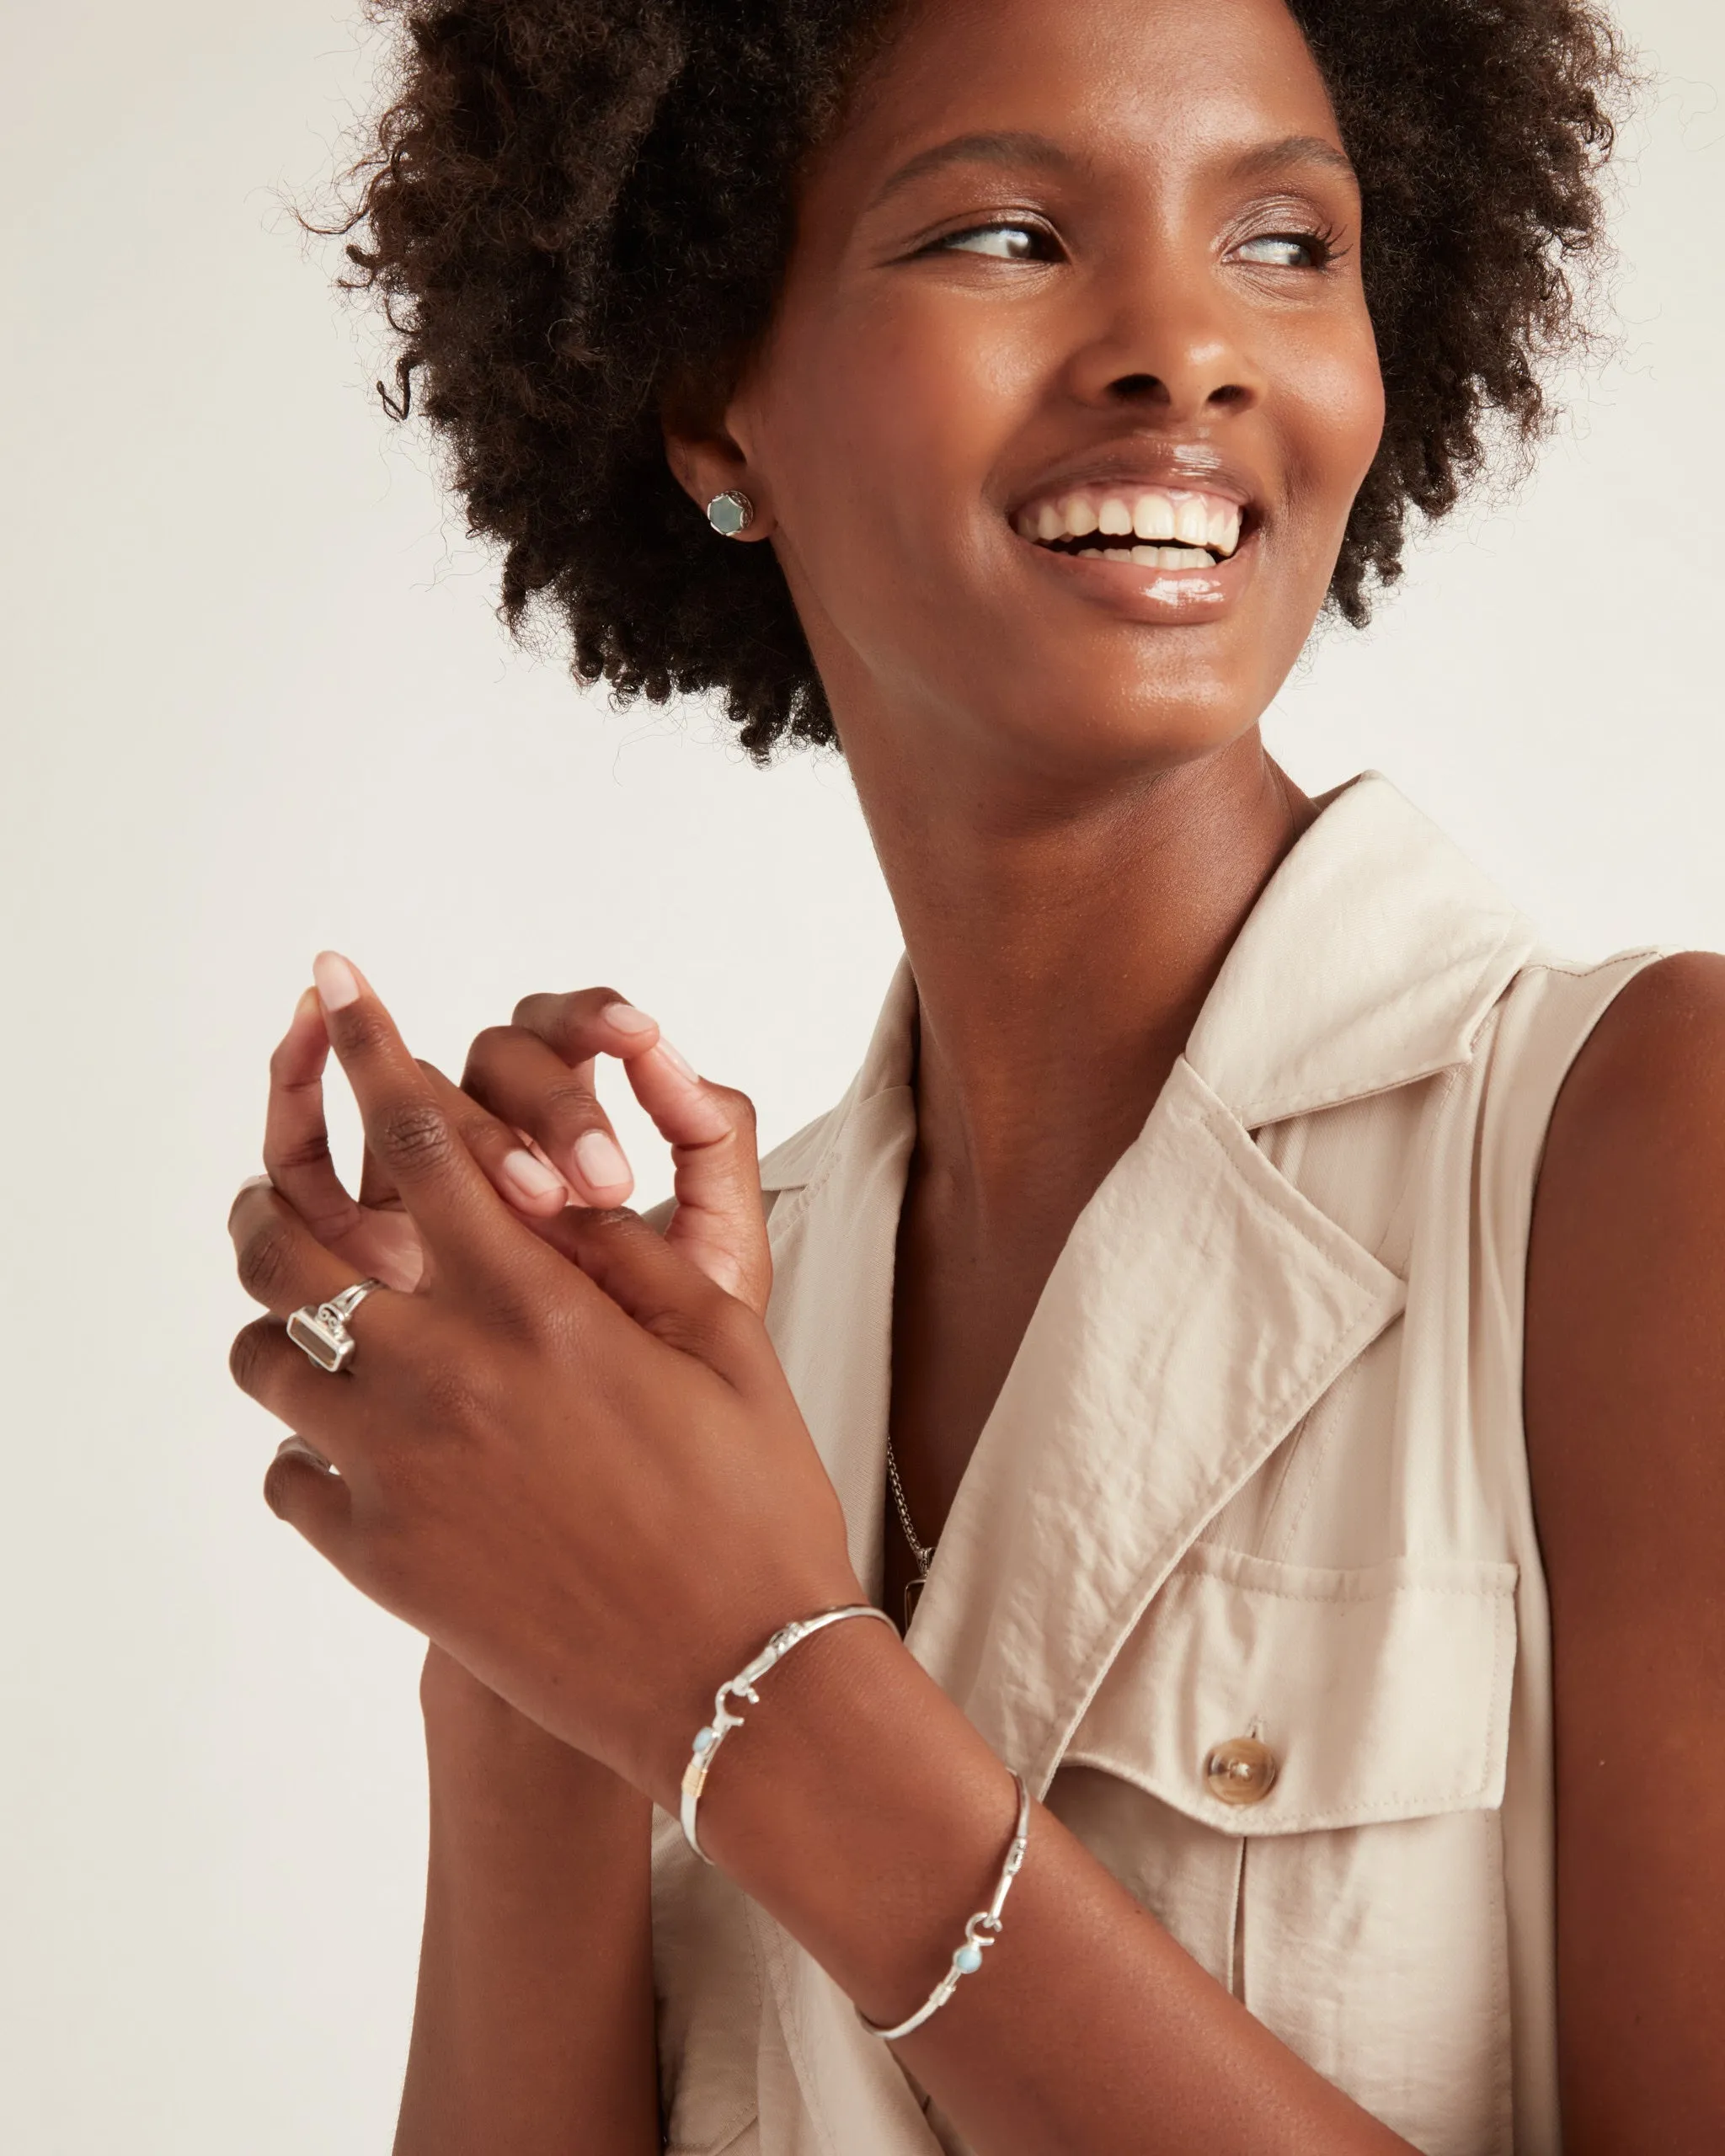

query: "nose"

left=1062, top=268, right=1263, bottom=424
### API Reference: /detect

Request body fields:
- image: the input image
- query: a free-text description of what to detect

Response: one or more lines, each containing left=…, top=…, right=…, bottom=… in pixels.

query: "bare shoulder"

left=1526, top=947, right=1725, bottom=1544
left=1525, top=953, right=1725, bottom=2139
left=1544, top=947, right=1725, bottom=1142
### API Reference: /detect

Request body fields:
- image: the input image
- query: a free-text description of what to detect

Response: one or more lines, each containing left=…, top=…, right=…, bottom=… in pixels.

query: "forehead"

left=823, top=0, right=1340, bottom=195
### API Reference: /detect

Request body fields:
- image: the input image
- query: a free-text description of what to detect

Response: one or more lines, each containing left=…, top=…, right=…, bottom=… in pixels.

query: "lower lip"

left=1014, top=527, right=1258, bottom=622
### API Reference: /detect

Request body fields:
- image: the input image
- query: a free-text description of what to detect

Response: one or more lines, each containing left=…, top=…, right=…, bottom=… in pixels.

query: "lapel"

left=907, top=1051, right=1407, bottom=1790
left=759, top=960, right=918, bottom=1604
left=745, top=775, right=1540, bottom=2152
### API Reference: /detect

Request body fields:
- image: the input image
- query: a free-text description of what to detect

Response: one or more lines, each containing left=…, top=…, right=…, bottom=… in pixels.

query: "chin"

left=952, top=644, right=1276, bottom=787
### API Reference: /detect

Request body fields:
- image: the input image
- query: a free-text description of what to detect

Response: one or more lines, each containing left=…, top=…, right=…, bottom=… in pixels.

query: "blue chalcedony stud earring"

left=705, top=489, right=755, bottom=537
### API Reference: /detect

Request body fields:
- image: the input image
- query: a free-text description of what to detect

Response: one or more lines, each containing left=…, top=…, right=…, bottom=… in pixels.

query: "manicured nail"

left=500, top=1147, right=565, bottom=1205
left=601, top=1001, right=658, bottom=1039
left=312, top=951, right=360, bottom=1011
left=654, top=1038, right=699, bottom=1083
left=574, top=1129, right=632, bottom=1193
left=239, top=1172, right=274, bottom=1192
left=291, top=985, right=321, bottom=1026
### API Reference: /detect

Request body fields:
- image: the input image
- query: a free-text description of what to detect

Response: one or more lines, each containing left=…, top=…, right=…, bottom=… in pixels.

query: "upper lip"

left=1004, top=440, right=1263, bottom=527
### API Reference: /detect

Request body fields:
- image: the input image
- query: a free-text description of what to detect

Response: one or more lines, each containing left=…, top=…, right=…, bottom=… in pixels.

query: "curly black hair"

left=334, top=0, right=1629, bottom=757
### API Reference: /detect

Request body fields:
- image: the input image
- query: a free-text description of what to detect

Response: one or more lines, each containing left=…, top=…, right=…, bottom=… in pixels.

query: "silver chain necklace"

left=886, top=1433, right=936, bottom=1627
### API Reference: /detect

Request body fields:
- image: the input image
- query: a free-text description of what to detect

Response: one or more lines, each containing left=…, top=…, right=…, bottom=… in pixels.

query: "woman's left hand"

left=227, top=953, right=865, bottom=1808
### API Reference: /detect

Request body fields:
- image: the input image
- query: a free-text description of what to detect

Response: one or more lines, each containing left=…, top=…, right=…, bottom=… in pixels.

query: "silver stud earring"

left=705, top=489, right=755, bottom=537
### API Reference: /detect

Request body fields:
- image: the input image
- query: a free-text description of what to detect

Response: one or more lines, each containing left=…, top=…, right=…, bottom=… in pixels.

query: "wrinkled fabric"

left=650, top=775, right=1658, bottom=2156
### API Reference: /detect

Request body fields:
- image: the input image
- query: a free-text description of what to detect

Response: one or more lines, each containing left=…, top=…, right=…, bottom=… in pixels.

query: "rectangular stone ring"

left=286, top=1278, right=386, bottom=1374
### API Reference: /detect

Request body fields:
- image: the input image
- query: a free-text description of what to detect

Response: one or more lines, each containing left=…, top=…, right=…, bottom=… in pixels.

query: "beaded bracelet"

left=679, top=1604, right=898, bottom=1863
left=859, top=1771, right=1031, bottom=2041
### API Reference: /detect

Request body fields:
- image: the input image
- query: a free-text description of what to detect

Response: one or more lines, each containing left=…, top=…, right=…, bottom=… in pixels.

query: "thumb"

left=624, top=1045, right=772, bottom=1315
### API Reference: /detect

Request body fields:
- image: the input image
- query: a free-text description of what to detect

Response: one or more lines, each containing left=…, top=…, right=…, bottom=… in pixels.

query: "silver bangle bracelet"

left=678, top=1603, right=898, bottom=1864
left=859, top=1771, right=1031, bottom=2042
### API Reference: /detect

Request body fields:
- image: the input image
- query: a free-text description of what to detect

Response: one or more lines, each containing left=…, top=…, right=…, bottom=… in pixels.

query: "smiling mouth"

left=1012, top=484, right=1247, bottom=569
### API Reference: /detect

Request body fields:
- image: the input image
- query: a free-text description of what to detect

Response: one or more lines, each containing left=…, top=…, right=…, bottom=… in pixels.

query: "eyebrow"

left=865, top=127, right=1356, bottom=215
left=1231, top=134, right=1359, bottom=185
left=866, top=131, right=1079, bottom=212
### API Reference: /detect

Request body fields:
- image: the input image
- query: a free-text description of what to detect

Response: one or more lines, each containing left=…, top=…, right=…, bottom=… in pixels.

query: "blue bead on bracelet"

left=859, top=1772, right=1031, bottom=2041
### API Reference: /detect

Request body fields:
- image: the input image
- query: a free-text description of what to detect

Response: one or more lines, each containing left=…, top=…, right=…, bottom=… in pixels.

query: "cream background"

left=1, top=2, right=1720, bottom=2148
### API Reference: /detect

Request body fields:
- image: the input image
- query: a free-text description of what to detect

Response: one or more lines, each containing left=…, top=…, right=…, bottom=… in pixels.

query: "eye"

left=927, top=221, right=1060, bottom=263
left=1235, top=231, right=1333, bottom=270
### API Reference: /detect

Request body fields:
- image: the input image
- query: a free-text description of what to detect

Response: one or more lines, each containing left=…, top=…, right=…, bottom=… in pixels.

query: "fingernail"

left=239, top=1172, right=273, bottom=1192
left=500, top=1147, right=565, bottom=1205
left=654, top=1038, right=700, bottom=1083
left=312, top=951, right=360, bottom=1011
left=574, top=1129, right=632, bottom=1193
left=601, top=1001, right=658, bottom=1039
left=292, top=985, right=321, bottom=1025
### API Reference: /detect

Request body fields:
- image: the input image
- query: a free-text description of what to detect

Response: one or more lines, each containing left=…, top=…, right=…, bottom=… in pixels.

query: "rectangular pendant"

left=904, top=1575, right=927, bottom=1630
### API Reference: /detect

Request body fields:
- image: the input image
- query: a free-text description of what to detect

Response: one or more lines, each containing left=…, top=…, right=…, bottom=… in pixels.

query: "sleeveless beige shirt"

left=650, top=775, right=1658, bottom=2156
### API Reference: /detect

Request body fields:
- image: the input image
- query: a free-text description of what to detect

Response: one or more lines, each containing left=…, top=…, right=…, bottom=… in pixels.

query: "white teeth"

left=1129, top=544, right=1213, bottom=568
left=1021, top=486, right=1246, bottom=555
left=1172, top=497, right=1211, bottom=546
left=1132, top=492, right=1176, bottom=542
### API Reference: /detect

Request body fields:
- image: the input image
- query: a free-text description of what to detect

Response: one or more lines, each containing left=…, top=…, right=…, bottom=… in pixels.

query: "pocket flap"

left=1061, top=1545, right=1519, bottom=1834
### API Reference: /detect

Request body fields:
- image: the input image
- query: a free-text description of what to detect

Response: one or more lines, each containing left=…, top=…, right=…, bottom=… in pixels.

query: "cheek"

left=1281, top=313, right=1386, bottom=531
left=752, top=293, right=1028, bottom=582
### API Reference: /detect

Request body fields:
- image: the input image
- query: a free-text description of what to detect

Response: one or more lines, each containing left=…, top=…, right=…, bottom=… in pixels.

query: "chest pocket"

left=1051, top=1544, right=1519, bottom=2156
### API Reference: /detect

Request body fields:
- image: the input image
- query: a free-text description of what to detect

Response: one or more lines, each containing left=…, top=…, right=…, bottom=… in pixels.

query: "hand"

left=262, top=985, right=771, bottom=1312
left=229, top=954, right=864, bottom=1807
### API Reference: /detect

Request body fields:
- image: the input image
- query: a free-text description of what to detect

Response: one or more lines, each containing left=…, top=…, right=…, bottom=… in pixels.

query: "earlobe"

left=705, top=489, right=756, bottom=538
left=663, top=420, right=774, bottom=542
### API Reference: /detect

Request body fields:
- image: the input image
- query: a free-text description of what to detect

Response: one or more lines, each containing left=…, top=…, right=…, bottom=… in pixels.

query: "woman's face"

left=713, top=0, right=1384, bottom=791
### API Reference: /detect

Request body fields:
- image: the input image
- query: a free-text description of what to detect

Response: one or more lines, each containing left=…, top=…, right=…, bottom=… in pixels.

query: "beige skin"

left=233, top=0, right=1725, bottom=2148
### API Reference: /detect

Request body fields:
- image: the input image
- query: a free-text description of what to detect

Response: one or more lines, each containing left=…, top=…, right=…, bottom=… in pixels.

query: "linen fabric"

left=649, top=774, right=1658, bottom=2156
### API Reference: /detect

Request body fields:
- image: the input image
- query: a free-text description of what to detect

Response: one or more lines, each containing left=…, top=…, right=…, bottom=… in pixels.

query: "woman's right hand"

left=261, top=981, right=771, bottom=1315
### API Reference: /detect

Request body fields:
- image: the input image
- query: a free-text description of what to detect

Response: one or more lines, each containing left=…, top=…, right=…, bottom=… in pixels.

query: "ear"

left=662, top=405, right=776, bottom=543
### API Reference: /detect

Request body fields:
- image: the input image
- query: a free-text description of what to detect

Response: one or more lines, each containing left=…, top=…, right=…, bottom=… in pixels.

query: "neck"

left=846, top=725, right=1312, bottom=1225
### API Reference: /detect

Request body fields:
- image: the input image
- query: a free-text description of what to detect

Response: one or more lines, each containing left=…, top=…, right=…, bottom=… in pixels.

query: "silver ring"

left=286, top=1278, right=385, bottom=1374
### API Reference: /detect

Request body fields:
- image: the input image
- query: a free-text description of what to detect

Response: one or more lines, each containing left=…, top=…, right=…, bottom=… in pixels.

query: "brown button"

left=1204, top=1737, right=1279, bottom=1806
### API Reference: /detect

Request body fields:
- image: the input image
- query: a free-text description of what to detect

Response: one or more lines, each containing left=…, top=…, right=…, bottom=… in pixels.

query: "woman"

left=227, top=0, right=1724, bottom=2148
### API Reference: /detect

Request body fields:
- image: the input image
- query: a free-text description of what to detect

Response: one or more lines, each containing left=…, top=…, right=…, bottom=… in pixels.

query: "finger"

left=547, top=1207, right=755, bottom=1377
left=467, top=987, right=662, bottom=1205
left=311, top=953, right=517, bottom=1267
left=462, top=1026, right=637, bottom=1208
left=415, top=1060, right=571, bottom=1218
left=626, top=1044, right=772, bottom=1314
left=230, top=1179, right=384, bottom=1320
left=510, top=987, right=661, bottom=1062
left=264, top=987, right=368, bottom=1246
left=263, top=1436, right=357, bottom=1562
left=356, top=1139, right=398, bottom=1211
left=229, top=1316, right=371, bottom=1468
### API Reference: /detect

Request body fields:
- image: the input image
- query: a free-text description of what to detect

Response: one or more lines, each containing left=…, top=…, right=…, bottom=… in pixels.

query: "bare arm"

left=393, top=1647, right=660, bottom=2155
left=254, top=981, right=777, bottom=2153
left=1525, top=951, right=1725, bottom=2150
